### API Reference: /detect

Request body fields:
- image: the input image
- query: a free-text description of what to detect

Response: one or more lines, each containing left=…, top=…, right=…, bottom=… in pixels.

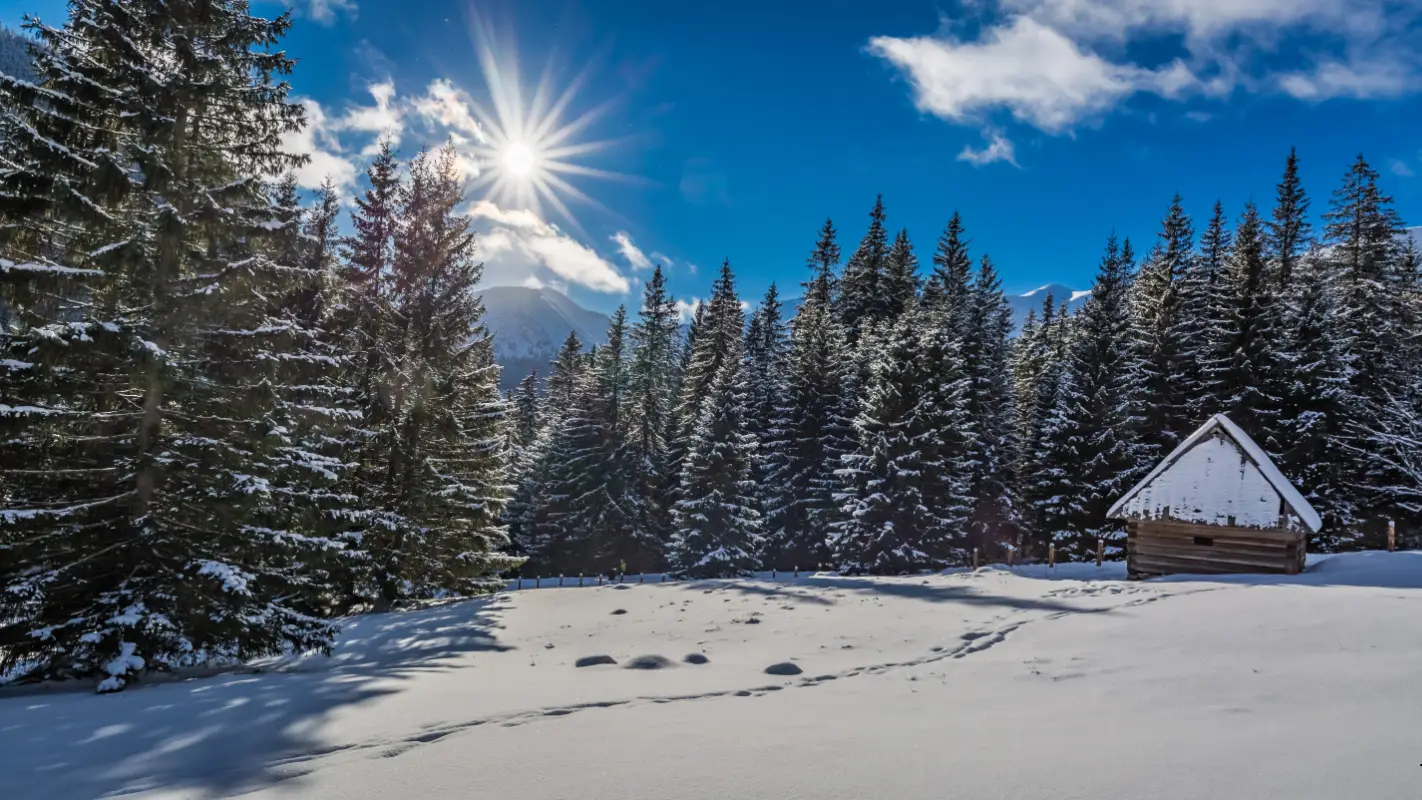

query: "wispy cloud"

left=280, top=99, right=358, bottom=192
left=651, top=251, right=675, bottom=267
left=1391, top=159, right=1416, bottom=178
left=869, top=0, right=1422, bottom=153
left=610, top=231, right=654, bottom=271
left=305, top=0, right=356, bottom=26
left=957, top=130, right=1020, bottom=167
left=469, top=200, right=630, bottom=294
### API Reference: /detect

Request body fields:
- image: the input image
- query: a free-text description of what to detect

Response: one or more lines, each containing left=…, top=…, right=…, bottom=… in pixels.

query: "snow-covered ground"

left=4, top=552, right=1421, bottom=799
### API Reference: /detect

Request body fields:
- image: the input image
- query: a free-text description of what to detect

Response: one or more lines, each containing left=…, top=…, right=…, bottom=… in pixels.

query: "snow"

left=1109, top=413, right=1323, bottom=532
left=2, top=551, right=1420, bottom=799
left=1069, top=288, right=1092, bottom=302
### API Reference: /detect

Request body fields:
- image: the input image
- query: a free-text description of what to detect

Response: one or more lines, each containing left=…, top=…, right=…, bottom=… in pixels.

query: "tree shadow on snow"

left=1150, top=550, right=1422, bottom=591
left=700, top=575, right=1083, bottom=614
left=0, top=595, right=514, bottom=800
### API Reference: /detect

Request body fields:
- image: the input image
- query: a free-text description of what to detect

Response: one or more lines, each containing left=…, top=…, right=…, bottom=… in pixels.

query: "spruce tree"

left=354, top=147, right=519, bottom=606
left=925, top=212, right=973, bottom=329
left=963, top=255, right=1017, bottom=553
left=838, top=195, right=891, bottom=340
left=762, top=222, right=850, bottom=571
left=1205, top=203, right=1284, bottom=442
left=835, top=307, right=960, bottom=573
left=1130, top=195, right=1198, bottom=460
left=0, top=1, right=341, bottom=688
left=671, top=347, right=760, bottom=578
left=536, top=308, right=636, bottom=575
left=623, top=266, right=682, bottom=571
left=1276, top=249, right=1354, bottom=549
left=884, top=229, right=921, bottom=318
left=1323, top=155, right=1409, bottom=535
left=1179, top=200, right=1232, bottom=420
left=1034, top=235, right=1145, bottom=559
left=1268, top=148, right=1311, bottom=289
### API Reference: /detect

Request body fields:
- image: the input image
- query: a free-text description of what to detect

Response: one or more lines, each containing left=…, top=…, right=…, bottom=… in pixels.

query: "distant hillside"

left=1009, top=283, right=1090, bottom=332
left=478, top=285, right=610, bottom=391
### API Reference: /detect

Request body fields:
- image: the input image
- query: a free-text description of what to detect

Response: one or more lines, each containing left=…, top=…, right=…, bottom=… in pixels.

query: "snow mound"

left=623, top=655, right=676, bottom=670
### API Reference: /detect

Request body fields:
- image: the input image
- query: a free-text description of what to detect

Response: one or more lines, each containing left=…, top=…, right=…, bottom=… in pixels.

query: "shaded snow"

left=3, top=552, right=1420, bottom=799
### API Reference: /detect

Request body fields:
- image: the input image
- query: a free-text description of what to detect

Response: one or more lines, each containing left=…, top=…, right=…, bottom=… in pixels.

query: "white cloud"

left=610, top=231, right=654, bottom=271
left=412, top=79, right=486, bottom=142
left=674, top=298, right=702, bottom=322
left=651, top=252, right=675, bottom=267
left=868, top=16, right=1198, bottom=135
left=1277, top=59, right=1416, bottom=101
left=333, top=81, right=403, bottom=155
left=281, top=99, right=358, bottom=192
left=870, top=1, right=1422, bottom=143
left=468, top=200, right=630, bottom=294
left=1391, top=160, right=1416, bottom=178
left=521, top=275, right=546, bottom=289
left=957, top=130, right=1020, bottom=167
left=305, top=0, right=356, bottom=25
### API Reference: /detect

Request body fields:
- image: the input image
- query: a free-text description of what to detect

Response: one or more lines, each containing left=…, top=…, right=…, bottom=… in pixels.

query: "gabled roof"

left=1108, top=414, right=1323, bottom=533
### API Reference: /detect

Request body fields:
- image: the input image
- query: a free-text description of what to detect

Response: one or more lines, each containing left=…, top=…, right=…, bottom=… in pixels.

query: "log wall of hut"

left=1126, top=520, right=1306, bottom=579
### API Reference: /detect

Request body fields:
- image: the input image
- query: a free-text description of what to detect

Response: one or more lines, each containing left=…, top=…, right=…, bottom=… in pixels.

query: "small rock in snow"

left=683, top=653, right=710, bottom=665
left=611, top=609, right=627, bottom=615
left=764, top=662, right=803, bottom=676
left=624, top=655, right=676, bottom=670
left=574, top=655, right=617, bottom=668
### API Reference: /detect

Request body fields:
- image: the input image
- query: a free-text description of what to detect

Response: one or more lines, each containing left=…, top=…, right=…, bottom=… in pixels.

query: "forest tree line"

left=511, top=149, right=1421, bottom=580
left=1, top=0, right=1419, bottom=692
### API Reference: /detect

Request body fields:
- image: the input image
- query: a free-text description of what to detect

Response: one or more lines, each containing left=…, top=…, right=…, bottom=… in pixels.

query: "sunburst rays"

left=459, top=14, right=637, bottom=234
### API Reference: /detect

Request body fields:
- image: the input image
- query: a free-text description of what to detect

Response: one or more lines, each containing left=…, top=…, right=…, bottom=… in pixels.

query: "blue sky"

left=5, top=0, right=1422, bottom=312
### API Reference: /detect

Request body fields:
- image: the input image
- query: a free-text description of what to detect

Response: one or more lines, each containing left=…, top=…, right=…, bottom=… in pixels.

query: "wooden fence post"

left=794, top=566, right=799, bottom=578
left=1007, top=546, right=1014, bottom=567
left=1096, top=539, right=1104, bottom=568
left=558, top=575, right=564, bottom=587
left=536, top=575, right=541, bottom=589
left=1388, top=519, right=1396, bottom=552
left=639, top=573, right=645, bottom=584
left=972, top=548, right=979, bottom=570
left=1048, top=543, right=1056, bottom=569
left=578, top=574, right=583, bottom=587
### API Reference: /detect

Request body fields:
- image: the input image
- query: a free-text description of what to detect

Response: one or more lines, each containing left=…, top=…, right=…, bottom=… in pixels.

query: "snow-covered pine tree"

left=1034, top=235, right=1146, bottom=559
left=762, top=222, right=851, bottom=571
left=623, top=266, right=682, bottom=571
left=672, top=260, right=746, bottom=487
left=1276, top=248, right=1355, bottom=550
left=743, top=283, right=789, bottom=526
left=501, top=368, right=541, bottom=557
left=1012, top=295, right=1072, bottom=552
left=1, top=2, right=343, bottom=689
left=536, top=308, right=637, bottom=575
left=924, top=212, right=973, bottom=330
left=1268, top=148, right=1310, bottom=290
left=837, top=195, right=892, bottom=342
left=1324, top=155, right=1410, bottom=539
left=671, top=325, right=761, bottom=577
left=834, top=307, right=955, bottom=573
left=1130, top=195, right=1199, bottom=461
left=1178, top=200, right=1232, bottom=421
left=884, top=229, right=921, bottom=318
left=355, top=146, right=519, bottom=605
left=517, top=333, right=586, bottom=567
left=963, top=255, right=1017, bottom=554
left=1204, top=203, right=1285, bottom=443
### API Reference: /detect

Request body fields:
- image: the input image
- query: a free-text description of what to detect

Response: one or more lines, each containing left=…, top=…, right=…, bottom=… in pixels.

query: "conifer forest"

left=3, top=2, right=1421, bottom=692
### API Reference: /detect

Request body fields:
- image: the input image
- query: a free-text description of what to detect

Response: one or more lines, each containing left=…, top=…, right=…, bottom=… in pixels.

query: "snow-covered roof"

left=1108, top=414, right=1322, bottom=534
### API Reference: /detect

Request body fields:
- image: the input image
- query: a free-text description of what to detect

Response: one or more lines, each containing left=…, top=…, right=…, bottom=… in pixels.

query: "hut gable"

left=1108, top=414, right=1322, bottom=534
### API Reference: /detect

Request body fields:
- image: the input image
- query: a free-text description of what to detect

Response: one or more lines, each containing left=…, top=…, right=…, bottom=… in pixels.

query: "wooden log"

left=1048, top=543, right=1055, bottom=569
left=1096, top=538, right=1104, bottom=567
left=1133, top=519, right=1301, bottom=542
left=1388, top=520, right=1396, bottom=552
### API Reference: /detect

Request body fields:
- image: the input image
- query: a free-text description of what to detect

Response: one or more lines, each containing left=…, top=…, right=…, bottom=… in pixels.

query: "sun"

left=502, top=141, right=538, bottom=178
left=458, top=14, right=635, bottom=232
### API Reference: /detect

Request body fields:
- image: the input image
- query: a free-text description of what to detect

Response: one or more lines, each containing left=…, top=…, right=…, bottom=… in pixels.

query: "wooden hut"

left=1108, top=414, right=1322, bottom=579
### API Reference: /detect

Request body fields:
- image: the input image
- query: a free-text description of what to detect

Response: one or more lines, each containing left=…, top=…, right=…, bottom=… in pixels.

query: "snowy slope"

left=1010, top=283, right=1089, bottom=332
left=4, top=551, right=1421, bottom=800
left=477, top=285, right=609, bottom=389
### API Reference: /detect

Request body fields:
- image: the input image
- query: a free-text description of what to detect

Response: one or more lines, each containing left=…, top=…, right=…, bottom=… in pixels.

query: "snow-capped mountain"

left=478, top=285, right=610, bottom=390
left=1009, top=283, right=1090, bottom=333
